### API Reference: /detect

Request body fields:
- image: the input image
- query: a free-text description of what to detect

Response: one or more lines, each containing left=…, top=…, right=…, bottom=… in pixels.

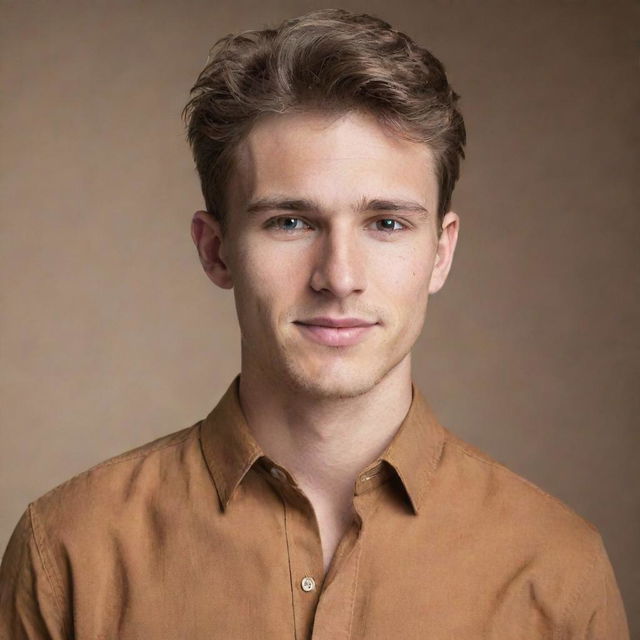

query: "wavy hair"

left=183, top=9, right=466, bottom=231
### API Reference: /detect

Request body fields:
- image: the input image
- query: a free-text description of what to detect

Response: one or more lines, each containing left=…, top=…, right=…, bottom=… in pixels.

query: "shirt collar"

left=200, top=376, right=263, bottom=510
left=200, top=376, right=445, bottom=514
left=378, top=385, right=446, bottom=514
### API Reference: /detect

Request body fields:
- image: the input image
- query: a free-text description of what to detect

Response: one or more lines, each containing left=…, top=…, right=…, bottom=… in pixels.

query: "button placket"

left=310, top=497, right=367, bottom=640
left=277, top=484, right=324, bottom=640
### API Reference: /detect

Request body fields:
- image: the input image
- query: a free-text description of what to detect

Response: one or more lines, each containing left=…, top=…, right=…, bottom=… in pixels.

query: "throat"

left=306, top=488, right=358, bottom=577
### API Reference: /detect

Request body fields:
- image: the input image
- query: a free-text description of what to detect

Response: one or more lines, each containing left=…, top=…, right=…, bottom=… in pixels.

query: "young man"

left=0, top=9, right=629, bottom=639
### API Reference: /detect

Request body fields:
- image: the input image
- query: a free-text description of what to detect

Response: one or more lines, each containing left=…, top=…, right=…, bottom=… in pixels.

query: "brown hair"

left=183, top=9, right=466, bottom=231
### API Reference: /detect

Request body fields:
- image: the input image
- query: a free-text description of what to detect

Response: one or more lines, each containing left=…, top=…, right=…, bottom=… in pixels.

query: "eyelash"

left=265, top=216, right=407, bottom=233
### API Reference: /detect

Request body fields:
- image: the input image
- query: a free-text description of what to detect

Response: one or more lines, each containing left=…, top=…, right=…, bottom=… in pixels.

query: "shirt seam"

left=28, top=503, right=70, bottom=639
left=446, top=438, right=598, bottom=531
left=555, top=534, right=601, bottom=640
left=36, top=426, right=198, bottom=502
left=281, top=497, right=298, bottom=640
left=345, top=526, right=363, bottom=640
left=449, top=437, right=606, bottom=640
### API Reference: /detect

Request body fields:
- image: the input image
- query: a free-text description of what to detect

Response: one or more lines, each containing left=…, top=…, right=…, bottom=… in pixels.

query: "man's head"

left=187, top=10, right=465, bottom=399
left=184, top=8, right=465, bottom=234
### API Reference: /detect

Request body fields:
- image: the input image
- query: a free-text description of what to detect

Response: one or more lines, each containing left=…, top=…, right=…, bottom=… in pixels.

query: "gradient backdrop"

left=1, top=0, right=639, bottom=632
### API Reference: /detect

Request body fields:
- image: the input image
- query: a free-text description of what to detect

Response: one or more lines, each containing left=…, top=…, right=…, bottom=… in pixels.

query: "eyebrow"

left=246, top=196, right=431, bottom=218
left=246, top=198, right=318, bottom=215
left=364, top=198, right=430, bottom=217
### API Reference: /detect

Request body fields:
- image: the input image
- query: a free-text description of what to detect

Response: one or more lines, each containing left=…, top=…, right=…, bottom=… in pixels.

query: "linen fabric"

left=0, top=377, right=629, bottom=639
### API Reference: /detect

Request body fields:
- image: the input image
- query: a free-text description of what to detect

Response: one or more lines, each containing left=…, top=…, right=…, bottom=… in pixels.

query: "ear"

left=190, top=210, right=233, bottom=289
left=428, top=211, right=460, bottom=294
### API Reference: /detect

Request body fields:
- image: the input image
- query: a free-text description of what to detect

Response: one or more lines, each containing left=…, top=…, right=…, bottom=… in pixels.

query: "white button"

left=270, top=467, right=287, bottom=482
left=300, top=576, right=316, bottom=592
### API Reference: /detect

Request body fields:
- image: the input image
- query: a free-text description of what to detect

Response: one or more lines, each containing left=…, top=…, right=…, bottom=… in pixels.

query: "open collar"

left=200, top=376, right=446, bottom=514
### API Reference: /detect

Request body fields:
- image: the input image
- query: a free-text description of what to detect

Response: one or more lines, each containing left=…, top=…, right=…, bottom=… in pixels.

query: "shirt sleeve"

left=565, top=533, right=630, bottom=640
left=0, top=507, right=68, bottom=640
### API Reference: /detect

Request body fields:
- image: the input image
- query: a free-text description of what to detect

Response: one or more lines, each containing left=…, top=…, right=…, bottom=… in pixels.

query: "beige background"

left=1, top=0, right=638, bottom=632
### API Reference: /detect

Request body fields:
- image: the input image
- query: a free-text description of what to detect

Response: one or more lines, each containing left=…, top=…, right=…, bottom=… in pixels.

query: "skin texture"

left=191, top=109, right=459, bottom=574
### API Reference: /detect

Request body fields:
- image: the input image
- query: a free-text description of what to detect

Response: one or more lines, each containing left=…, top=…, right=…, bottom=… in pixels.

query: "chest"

left=62, top=474, right=563, bottom=640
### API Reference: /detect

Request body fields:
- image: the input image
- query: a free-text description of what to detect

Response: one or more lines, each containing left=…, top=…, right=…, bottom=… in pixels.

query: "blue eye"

left=375, top=219, right=404, bottom=232
left=270, top=217, right=309, bottom=232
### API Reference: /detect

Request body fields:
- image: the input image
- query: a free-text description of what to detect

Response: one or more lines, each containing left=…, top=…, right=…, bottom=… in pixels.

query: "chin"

left=291, top=376, right=376, bottom=400
left=280, top=356, right=394, bottom=400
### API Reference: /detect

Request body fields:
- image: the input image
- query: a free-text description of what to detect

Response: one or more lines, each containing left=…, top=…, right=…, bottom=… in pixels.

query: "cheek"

left=232, top=240, right=301, bottom=320
left=374, top=246, right=433, bottom=307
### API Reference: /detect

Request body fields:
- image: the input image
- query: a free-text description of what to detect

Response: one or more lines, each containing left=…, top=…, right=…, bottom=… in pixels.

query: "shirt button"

left=300, top=576, right=316, bottom=592
left=270, top=467, right=287, bottom=482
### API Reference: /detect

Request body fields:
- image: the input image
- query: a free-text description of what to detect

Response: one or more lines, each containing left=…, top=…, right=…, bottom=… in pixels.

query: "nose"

left=309, top=227, right=367, bottom=298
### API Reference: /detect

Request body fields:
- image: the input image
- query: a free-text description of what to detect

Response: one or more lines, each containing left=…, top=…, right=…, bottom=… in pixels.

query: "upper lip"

left=296, top=317, right=377, bottom=328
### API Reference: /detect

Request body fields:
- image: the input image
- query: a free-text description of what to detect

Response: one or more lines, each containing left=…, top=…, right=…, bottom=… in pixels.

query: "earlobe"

left=428, top=211, right=460, bottom=294
left=190, top=210, right=234, bottom=289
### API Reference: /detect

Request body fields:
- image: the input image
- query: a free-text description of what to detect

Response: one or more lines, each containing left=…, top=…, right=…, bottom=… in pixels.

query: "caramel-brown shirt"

left=0, top=378, right=629, bottom=639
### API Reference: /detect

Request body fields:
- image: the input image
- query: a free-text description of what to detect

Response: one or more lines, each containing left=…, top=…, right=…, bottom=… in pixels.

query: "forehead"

left=228, top=110, right=438, bottom=214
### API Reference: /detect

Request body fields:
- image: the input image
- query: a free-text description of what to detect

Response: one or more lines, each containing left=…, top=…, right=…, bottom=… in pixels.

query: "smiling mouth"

left=294, top=318, right=377, bottom=347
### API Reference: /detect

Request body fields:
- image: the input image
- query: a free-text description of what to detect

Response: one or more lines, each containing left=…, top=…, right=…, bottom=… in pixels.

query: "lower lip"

left=295, top=323, right=375, bottom=347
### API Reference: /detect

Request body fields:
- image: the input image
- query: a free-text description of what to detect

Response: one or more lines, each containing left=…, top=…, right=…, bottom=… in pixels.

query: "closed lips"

left=295, top=317, right=376, bottom=328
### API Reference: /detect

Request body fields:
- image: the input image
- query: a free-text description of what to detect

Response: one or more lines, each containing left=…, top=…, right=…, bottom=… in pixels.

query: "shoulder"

left=437, top=427, right=602, bottom=567
left=442, top=430, right=629, bottom=639
left=434, top=429, right=630, bottom=634
left=0, top=422, right=209, bottom=637
left=28, top=421, right=205, bottom=539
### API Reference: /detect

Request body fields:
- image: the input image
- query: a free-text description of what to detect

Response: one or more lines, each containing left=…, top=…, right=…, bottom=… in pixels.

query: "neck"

left=237, top=357, right=413, bottom=502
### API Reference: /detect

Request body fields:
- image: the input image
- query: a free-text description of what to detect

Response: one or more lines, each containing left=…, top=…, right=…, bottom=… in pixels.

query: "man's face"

left=193, top=110, right=458, bottom=399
